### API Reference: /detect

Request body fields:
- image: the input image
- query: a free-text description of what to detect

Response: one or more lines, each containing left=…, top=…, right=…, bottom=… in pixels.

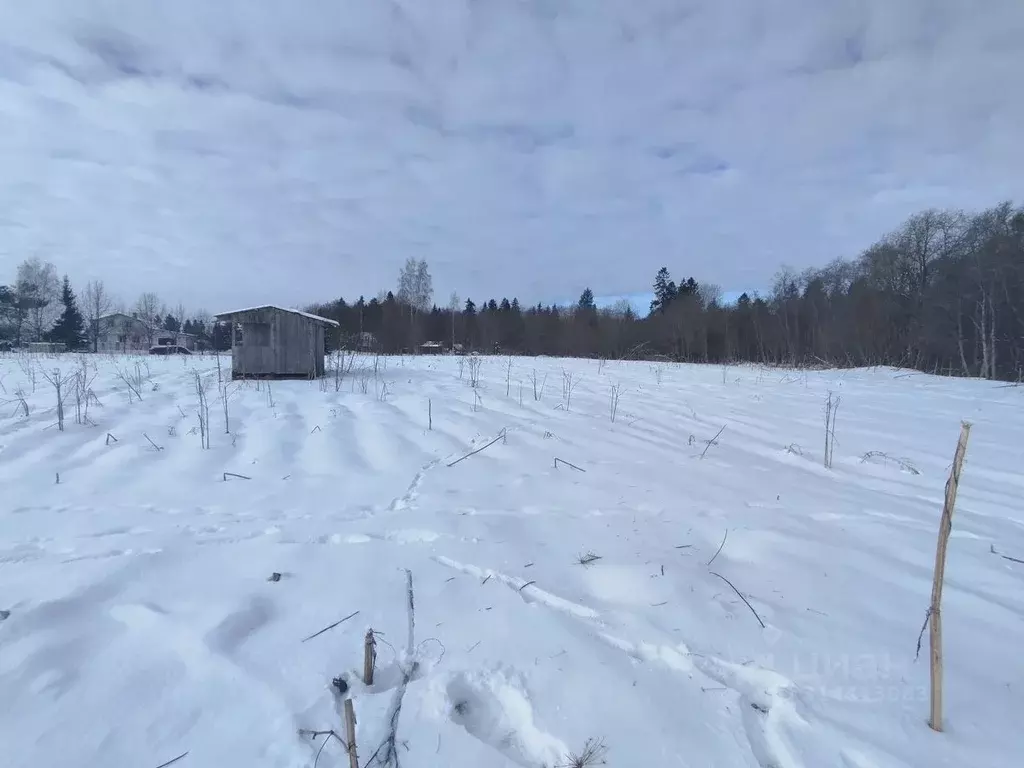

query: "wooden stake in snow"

left=343, top=698, right=359, bottom=768
left=363, top=628, right=377, bottom=685
left=928, top=421, right=971, bottom=733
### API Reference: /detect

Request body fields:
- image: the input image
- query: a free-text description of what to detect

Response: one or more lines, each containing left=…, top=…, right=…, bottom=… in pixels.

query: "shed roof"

left=214, top=305, right=339, bottom=327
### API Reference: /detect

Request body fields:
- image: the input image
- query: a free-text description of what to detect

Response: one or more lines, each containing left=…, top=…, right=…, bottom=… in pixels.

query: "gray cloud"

left=1, top=0, right=1022, bottom=311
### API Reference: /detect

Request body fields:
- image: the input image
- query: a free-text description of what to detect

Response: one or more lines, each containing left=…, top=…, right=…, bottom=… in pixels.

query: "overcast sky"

left=2, top=1, right=1022, bottom=314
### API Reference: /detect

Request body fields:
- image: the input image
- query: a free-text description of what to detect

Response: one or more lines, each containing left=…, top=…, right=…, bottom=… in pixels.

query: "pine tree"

left=678, top=277, right=699, bottom=297
left=578, top=288, right=596, bottom=311
left=651, top=267, right=677, bottom=314
left=46, top=276, right=87, bottom=350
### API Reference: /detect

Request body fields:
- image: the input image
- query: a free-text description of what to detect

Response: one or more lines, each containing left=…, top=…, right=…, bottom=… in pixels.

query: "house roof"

left=214, top=305, right=340, bottom=327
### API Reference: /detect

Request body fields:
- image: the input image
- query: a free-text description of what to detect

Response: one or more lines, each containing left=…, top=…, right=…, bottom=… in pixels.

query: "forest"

left=308, top=202, right=1024, bottom=381
left=3, top=201, right=1023, bottom=381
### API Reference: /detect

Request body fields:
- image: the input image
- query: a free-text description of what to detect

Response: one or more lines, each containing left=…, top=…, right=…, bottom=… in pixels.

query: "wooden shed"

left=213, top=305, right=339, bottom=380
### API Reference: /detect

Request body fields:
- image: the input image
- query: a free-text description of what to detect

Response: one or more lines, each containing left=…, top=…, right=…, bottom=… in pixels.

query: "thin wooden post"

left=363, top=628, right=376, bottom=685
left=343, top=698, right=359, bottom=768
left=929, top=421, right=971, bottom=732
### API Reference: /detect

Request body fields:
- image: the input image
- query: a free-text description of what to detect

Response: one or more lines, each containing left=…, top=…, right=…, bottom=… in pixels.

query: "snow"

left=1, top=353, right=1022, bottom=768
left=213, top=306, right=341, bottom=326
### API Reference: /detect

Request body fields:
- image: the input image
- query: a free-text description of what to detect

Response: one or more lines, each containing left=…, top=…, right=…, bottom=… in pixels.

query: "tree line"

left=4, top=201, right=1022, bottom=381
left=0, top=260, right=217, bottom=351
left=307, top=204, right=1024, bottom=381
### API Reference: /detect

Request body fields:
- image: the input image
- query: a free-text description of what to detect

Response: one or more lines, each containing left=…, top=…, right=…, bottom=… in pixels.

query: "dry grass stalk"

left=468, top=356, right=482, bottom=388
left=117, top=365, right=144, bottom=403
left=824, top=391, right=840, bottom=468
left=557, top=738, right=608, bottom=767
left=576, top=551, right=602, bottom=566
left=41, top=368, right=73, bottom=431
left=928, top=421, right=971, bottom=733
left=609, top=383, right=622, bottom=423
left=530, top=368, right=548, bottom=401
left=194, top=371, right=210, bottom=449
left=860, top=451, right=920, bottom=475
left=5, top=387, right=30, bottom=417
left=561, top=369, right=580, bottom=411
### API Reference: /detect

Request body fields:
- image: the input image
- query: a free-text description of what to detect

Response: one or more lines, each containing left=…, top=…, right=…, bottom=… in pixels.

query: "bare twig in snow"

left=554, top=457, right=586, bottom=472
left=700, top=425, right=727, bottom=459
left=301, top=610, right=360, bottom=643
left=447, top=429, right=507, bottom=467
left=707, top=529, right=728, bottom=566
left=990, top=544, right=1024, bottom=564
left=154, top=752, right=189, bottom=768
left=860, top=451, right=920, bottom=475
left=914, top=609, right=931, bottom=661
left=709, top=571, right=765, bottom=628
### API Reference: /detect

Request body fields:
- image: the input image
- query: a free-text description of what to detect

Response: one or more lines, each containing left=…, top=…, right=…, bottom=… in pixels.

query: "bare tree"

left=414, top=259, right=433, bottom=311
left=16, top=258, right=60, bottom=341
left=698, top=283, right=723, bottom=308
left=396, top=258, right=433, bottom=311
left=397, top=258, right=434, bottom=349
left=134, top=292, right=162, bottom=346
left=82, top=280, right=113, bottom=353
left=448, top=291, right=460, bottom=350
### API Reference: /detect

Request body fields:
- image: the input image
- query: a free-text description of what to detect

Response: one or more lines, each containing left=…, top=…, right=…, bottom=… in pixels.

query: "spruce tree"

left=578, top=288, right=596, bottom=311
left=47, top=276, right=87, bottom=350
left=651, top=267, right=677, bottom=314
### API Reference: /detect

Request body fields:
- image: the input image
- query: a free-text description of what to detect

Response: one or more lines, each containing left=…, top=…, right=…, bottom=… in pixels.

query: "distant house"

left=419, top=341, right=445, bottom=355
left=213, top=305, right=339, bottom=379
left=95, top=313, right=152, bottom=353
left=96, top=313, right=197, bottom=353
left=27, top=341, right=66, bottom=354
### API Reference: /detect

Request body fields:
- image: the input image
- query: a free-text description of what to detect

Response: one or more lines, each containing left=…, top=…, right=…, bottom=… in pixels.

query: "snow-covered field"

left=1, top=352, right=1022, bottom=768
